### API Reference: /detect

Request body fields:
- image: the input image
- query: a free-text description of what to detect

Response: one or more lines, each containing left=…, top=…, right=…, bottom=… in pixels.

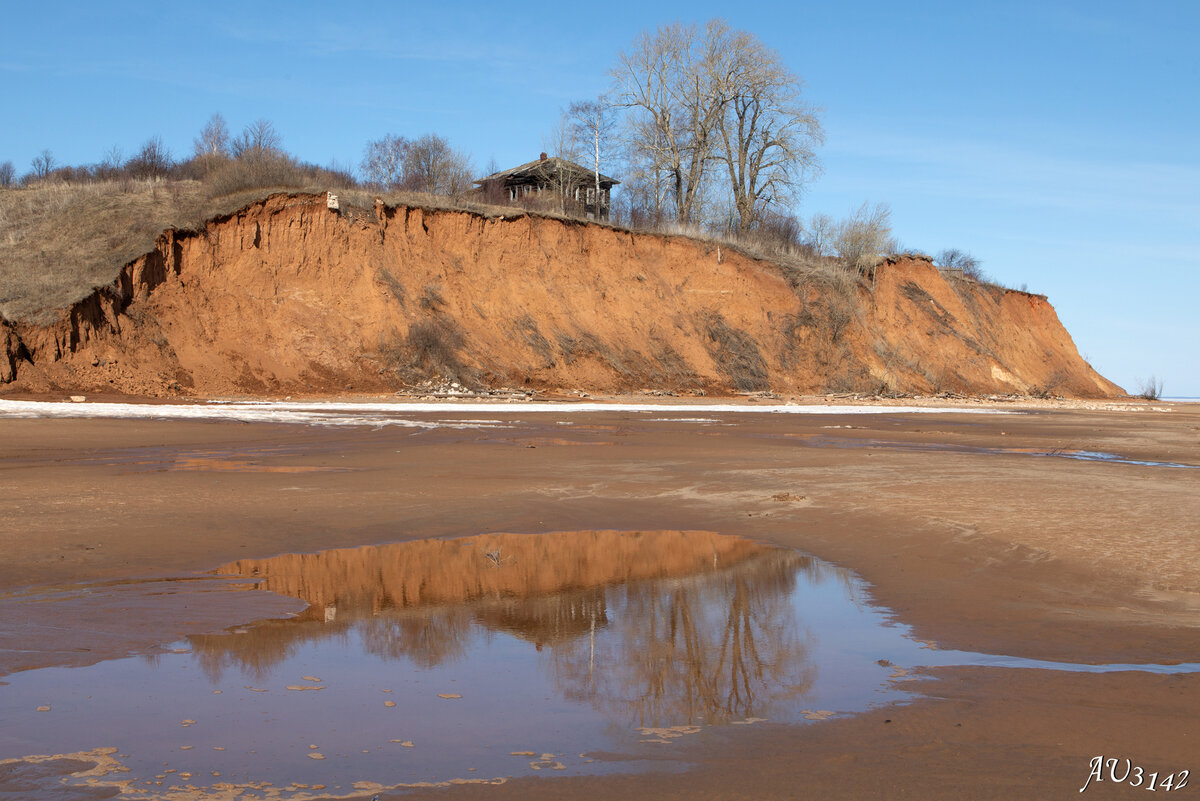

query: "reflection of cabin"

left=474, top=590, right=608, bottom=648
left=475, top=153, right=619, bottom=220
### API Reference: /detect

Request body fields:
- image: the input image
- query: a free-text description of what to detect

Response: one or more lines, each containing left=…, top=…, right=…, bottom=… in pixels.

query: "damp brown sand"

left=1, top=399, right=1198, bottom=799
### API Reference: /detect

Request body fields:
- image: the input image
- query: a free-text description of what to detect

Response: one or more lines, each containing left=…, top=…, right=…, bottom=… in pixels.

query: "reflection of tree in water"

left=549, top=550, right=819, bottom=727
left=356, top=607, right=474, bottom=668
left=188, top=606, right=479, bottom=683
left=187, top=531, right=833, bottom=727
left=190, top=620, right=354, bottom=683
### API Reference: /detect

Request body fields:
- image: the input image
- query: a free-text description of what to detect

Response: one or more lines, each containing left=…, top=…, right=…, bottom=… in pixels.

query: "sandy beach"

left=1, top=396, right=1197, bottom=799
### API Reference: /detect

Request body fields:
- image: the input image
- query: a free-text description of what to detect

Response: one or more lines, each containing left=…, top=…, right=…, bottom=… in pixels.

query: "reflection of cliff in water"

left=194, top=530, right=831, bottom=726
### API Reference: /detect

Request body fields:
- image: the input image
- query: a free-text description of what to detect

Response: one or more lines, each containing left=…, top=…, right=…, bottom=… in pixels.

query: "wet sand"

left=1, top=398, right=1197, bottom=799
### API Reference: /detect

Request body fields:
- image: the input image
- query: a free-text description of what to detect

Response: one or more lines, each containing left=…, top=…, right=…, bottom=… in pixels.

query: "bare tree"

left=194, top=113, right=230, bottom=158
left=0, top=161, right=14, bottom=188
left=613, top=19, right=819, bottom=231
left=401, top=134, right=472, bottom=197
left=230, top=119, right=283, bottom=162
left=125, top=136, right=173, bottom=180
left=361, top=134, right=408, bottom=191
left=935, top=248, right=985, bottom=280
left=94, top=145, right=124, bottom=180
left=618, top=113, right=672, bottom=227
left=833, top=202, right=897, bottom=273
left=716, top=30, right=823, bottom=232
left=193, top=113, right=231, bottom=176
left=803, top=212, right=836, bottom=257
left=541, top=115, right=585, bottom=213
left=30, top=150, right=56, bottom=180
left=568, top=96, right=617, bottom=218
left=612, top=21, right=729, bottom=226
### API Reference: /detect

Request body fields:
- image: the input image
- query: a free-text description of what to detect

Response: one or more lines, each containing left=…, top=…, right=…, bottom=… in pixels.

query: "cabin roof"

left=475, top=155, right=619, bottom=187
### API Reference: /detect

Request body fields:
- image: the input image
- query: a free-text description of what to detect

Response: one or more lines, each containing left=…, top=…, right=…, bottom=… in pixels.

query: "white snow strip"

left=0, top=399, right=1009, bottom=428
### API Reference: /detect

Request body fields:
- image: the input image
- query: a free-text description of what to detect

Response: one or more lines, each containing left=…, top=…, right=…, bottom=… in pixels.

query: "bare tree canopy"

left=611, top=19, right=822, bottom=230
left=716, top=29, right=823, bottom=232
left=230, top=119, right=283, bottom=163
left=833, top=201, right=896, bottom=273
left=611, top=20, right=725, bottom=226
left=401, top=134, right=473, bottom=197
left=360, top=134, right=408, bottom=191
left=359, top=133, right=471, bottom=197
left=0, top=161, right=15, bottom=188
left=936, top=248, right=985, bottom=281
left=125, top=136, right=173, bottom=180
left=30, top=150, right=56, bottom=180
left=194, top=113, right=230, bottom=159
left=568, top=97, right=617, bottom=212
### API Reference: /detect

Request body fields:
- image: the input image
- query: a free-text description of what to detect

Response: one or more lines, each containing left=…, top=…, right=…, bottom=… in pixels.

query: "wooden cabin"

left=475, top=153, right=619, bottom=220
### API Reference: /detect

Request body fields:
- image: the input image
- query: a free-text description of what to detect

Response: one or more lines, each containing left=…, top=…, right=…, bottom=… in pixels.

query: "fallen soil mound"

left=0, top=193, right=1121, bottom=398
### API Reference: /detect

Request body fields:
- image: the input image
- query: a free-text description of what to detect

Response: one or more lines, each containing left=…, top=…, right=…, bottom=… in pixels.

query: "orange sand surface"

left=1, top=398, right=1197, bottom=799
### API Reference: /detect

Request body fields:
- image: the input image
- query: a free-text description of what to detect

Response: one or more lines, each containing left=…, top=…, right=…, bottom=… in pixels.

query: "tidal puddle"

left=3, top=531, right=1198, bottom=799
left=781, top=433, right=1199, bottom=469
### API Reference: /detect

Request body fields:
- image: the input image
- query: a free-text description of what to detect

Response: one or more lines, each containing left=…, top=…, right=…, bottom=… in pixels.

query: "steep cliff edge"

left=0, top=193, right=1121, bottom=398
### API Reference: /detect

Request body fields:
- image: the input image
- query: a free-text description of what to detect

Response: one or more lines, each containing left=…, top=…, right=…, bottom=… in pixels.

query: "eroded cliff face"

left=0, top=193, right=1122, bottom=398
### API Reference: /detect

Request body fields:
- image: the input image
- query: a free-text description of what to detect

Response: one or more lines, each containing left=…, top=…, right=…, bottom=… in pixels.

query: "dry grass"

left=0, top=177, right=371, bottom=323
left=381, top=318, right=478, bottom=388
left=0, top=180, right=207, bottom=322
left=701, top=312, right=769, bottom=392
left=0, top=172, right=867, bottom=329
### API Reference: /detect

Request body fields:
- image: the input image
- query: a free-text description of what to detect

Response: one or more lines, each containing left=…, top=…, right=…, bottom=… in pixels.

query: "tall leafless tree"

left=230, top=119, right=283, bottom=163
left=612, top=20, right=733, bottom=226
left=125, top=136, right=173, bottom=180
left=401, top=134, right=472, bottom=197
left=194, top=113, right=230, bottom=158
left=0, top=161, right=15, bottom=188
left=568, top=96, right=617, bottom=218
left=360, top=134, right=408, bottom=191
left=192, top=113, right=231, bottom=176
left=612, top=19, right=822, bottom=232
left=717, top=32, right=823, bottom=232
left=833, top=201, right=897, bottom=273
left=30, top=150, right=55, bottom=180
left=541, top=115, right=585, bottom=213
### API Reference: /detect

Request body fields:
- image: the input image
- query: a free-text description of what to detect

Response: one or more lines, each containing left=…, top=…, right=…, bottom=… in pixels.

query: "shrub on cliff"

left=832, top=201, right=896, bottom=274
left=382, top=319, right=479, bottom=389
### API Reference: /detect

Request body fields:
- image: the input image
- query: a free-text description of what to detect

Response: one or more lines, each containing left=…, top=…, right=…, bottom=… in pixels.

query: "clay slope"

left=0, top=193, right=1121, bottom=398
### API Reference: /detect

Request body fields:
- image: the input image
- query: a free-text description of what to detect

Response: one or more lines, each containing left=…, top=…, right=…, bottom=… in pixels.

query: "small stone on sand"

left=801, top=709, right=836, bottom=721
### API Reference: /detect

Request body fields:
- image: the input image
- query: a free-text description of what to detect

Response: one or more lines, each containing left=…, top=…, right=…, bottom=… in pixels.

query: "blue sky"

left=3, top=1, right=1197, bottom=395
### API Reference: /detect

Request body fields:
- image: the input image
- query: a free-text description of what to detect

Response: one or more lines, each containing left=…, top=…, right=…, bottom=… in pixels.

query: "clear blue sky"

left=4, top=1, right=1197, bottom=395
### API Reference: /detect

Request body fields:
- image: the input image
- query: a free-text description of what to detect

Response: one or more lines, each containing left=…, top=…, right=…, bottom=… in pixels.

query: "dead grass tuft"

left=381, top=319, right=477, bottom=388
left=701, top=312, right=768, bottom=392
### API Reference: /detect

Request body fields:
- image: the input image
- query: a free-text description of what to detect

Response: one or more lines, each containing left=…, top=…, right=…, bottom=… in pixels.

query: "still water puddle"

left=784, top=433, right=1199, bottom=469
left=3, top=531, right=1197, bottom=799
